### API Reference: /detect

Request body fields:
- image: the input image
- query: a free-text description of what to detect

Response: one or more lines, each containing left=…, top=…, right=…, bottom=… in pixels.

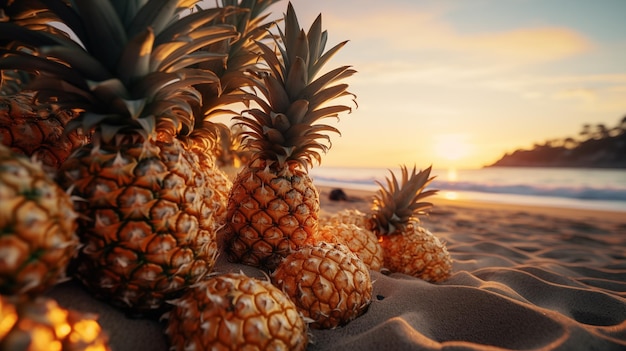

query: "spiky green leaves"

left=236, top=2, right=356, bottom=170
left=371, top=165, right=439, bottom=235
left=0, top=1, right=239, bottom=142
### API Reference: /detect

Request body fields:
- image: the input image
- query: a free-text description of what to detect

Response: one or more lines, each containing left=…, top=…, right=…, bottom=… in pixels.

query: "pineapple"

left=271, top=242, right=372, bottom=329
left=330, top=166, right=452, bottom=282
left=379, top=220, right=452, bottom=282
left=1, top=23, right=89, bottom=172
left=0, top=143, right=78, bottom=297
left=0, top=1, right=240, bottom=313
left=222, top=3, right=356, bottom=270
left=0, top=82, right=89, bottom=172
left=164, top=272, right=308, bottom=351
left=180, top=0, right=281, bottom=233
left=0, top=294, right=111, bottom=351
left=372, top=165, right=452, bottom=281
left=314, top=223, right=383, bottom=271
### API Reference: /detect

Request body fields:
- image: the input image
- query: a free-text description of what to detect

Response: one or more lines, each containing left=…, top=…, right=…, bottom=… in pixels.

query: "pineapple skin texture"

left=164, top=273, right=308, bottom=351
left=0, top=144, right=78, bottom=297
left=0, top=295, right=111, bottom=351
left=187, top=137, right=232, bottom=233
left=0, top=92, right=89, bottom=170
left=380, top=222, right=453, bottom=282
left=223, top=164, right=320, bottom=270
left=272, top=242, right=373, bottom=329
left=316, top=223, right=383, bottom=271
left=57, top=138, right=219, bottom=313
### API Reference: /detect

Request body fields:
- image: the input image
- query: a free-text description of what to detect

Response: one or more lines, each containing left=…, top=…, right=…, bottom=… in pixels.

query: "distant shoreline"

left=484, top=164, right=626, bottom=169
left=316, top=185, right=626, bottom=223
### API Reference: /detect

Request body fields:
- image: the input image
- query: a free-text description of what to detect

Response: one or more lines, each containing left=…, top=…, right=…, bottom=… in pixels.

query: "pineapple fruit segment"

left=271, top=242, right=373, bottom=329
left=0, top=294, right=111, bottom=351
left=164, top=272, right=308, bottom=351
left=0, top=144, right=78, bottom=297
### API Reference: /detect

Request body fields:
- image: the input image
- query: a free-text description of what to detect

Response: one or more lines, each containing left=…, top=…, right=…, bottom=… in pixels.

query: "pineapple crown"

left=370, top=165, right=438, bottom=236
left=187, top=0, right=280, bottom=152
left=0, top=0, right=240, bottom=143
left=234, top=2, right=356, bottom=170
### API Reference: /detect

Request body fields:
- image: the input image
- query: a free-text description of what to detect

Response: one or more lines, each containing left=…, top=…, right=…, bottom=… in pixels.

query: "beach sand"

left=46, top=185, right=626, bottom=350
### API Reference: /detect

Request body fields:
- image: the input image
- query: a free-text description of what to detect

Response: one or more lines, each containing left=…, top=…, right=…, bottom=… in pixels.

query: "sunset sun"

left=434, top=134, right=472, bottom=162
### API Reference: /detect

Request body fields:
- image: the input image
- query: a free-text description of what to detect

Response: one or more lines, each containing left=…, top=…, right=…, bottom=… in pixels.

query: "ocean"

left=309, top=166, right=626, bottom=213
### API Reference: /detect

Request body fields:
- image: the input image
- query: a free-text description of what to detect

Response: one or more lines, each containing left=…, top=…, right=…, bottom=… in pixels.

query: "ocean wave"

left=432, top=180, right=626, bottom=202
left=310, top=174, right=626, bottom=202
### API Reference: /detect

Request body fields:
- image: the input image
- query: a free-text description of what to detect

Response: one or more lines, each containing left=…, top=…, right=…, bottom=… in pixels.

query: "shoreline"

left=316, top=185, right=626, bottom=224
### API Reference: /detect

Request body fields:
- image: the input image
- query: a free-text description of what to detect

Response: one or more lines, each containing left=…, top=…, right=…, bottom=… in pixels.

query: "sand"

left=45, top=185, right=626, bottom=350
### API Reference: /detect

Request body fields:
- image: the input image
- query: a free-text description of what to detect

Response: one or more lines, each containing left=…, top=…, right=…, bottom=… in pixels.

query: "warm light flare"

left=434, top=134, right=472, bottom=162
left=447, top=167, right=458, bottom=181
left=443, top=191, right=459, bottom=200
left=71, top=319, right=102, bottom=343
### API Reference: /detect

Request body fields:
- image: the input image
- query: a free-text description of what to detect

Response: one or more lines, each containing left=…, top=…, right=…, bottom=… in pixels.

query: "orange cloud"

left=324, top=10, right=592, bottom=65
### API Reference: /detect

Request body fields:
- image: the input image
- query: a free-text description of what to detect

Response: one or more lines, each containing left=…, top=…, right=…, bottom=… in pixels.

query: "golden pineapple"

left=271, top=242, right=372, bottom=329
left=164, top=272, right=308, bottom=351
left=314, top=223, right=383, bottom=271
left=1, top=2, right=240, bottom=312
left=371, top=165, right=452, bottom=282
left=0, top=144, right=78, bottom=297
left=0, top=294, right=111, bottom=351
left=222, top=3, right=356, bottom=270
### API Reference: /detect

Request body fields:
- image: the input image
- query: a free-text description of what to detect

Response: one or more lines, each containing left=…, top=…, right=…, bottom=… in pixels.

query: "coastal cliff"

left=488, top=116, right=626, bottom=169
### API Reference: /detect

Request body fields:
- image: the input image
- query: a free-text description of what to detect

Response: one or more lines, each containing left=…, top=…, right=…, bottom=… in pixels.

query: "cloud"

left=322, top=9, right=592, bottom=66
left=552, top=88, right=597, bottom=103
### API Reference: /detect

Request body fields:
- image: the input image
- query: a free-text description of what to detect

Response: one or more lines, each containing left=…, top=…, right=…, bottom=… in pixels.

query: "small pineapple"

left=329, top=166, right=452, bottom=282
left=0, top=144, right=78, bottom=297
left=271, top=242, right=372, bottom=329
left=0, top=294, right=111, bottom=351
left=372, top=165, right=452, bottom=282
left=164, top=272, right=308, bottom=351
left=222, top=3, right=356, bottom=270
left=314, top=223, right=383, bottom=271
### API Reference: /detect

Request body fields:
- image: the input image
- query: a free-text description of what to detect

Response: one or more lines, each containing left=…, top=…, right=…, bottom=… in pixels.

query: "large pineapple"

left=271, top=242, right=372, bottom=329
left=0, top=1, right=240, bottom=313
left=329, top=166, right=452, bottom=282
left=222, top=3, right=356, bottom=270
left=0, top=143, right=78, bottom=297
left=0, top=294, right=111, bottom=351
left=164, top=272, right=308, bottom=351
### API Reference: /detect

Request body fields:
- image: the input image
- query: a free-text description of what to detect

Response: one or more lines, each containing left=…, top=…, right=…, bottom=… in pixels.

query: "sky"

left=258, top=0, right=626, bottom=170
